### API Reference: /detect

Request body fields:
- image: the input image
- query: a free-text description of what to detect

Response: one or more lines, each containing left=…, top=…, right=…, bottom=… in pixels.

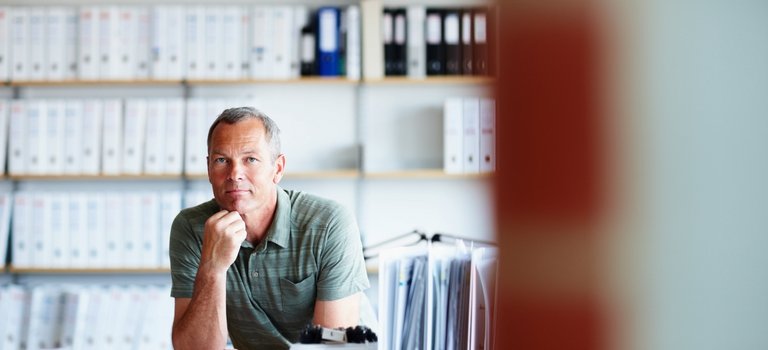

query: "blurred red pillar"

left=494, top=1, right=606, bottom=349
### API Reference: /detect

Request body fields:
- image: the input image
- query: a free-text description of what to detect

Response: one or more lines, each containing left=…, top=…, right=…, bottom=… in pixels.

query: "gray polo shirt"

left=169, top=186, right=370, bottom=350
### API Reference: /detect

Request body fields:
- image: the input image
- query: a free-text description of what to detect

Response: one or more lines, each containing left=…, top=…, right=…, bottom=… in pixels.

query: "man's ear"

left=273, top=154, right=286, bottom=184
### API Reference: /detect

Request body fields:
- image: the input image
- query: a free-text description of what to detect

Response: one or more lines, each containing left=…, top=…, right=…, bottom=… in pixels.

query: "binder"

left=220, top=6, right=243, bottom=80
left=11, top=194, right=31, bottom=268
left=425, top=9, right=444, bottom=75
left=361, top=0, right=383, bottom=80
left=62, top=100, right=84, bottom=175
left=0, top=101, right=9, bottom=175
left=291, top=6, right=309, bottom=78
left=85, top=193, right=106, bottom=268
left=122, top=193, right=142, bottom=268
left=184, top=98, right=207, bottom=176
left=165, top=5, right=186, bottom=80
left=299, top=24, right=316, bottom=76
left=122, top=99, right=147, bottom=175
left=144, top=99, right=166, bottom=174
left=114, top=6, right=137, bottom=80
left=316, top=7, right=340, bottom=76
left=68, top=193, right=89, bottom=268
left=202, top=6, right=222, bottom=79
left=45, top=7, right=68, bottom=81
left=101, top=99, right=123, bottom=175
left=345, top=5, right=362, bottom=80
left=184, top=6, right=204, bottom=79
left=479, top=98, right=496, bottom=173
left=63, top=7, right=78, bottom=80
left=27, top=7, right=46, bottom=81
left=271, top=6, right=294, bottom=79
left=26, top=100, right=49, bottom=175
left=45, top=99, right=66, bottom=175
left=31, top=194, right=48, bottom=267
left=7, top=96, right=26, bottom=176
left=60, top=288, right=90, bottom=350
left=473, top=8, right=488, bottom=75
left=159, top=191, right=181, bottom=268
left=382, top=9, right=394, bottom=75
left=81, top=99, right=103, bottom=175
left=48, top=193, right=70, bottom=268
left=249, top=6, right=273, bottom=79
left=164, top=98, right=185, bottom=175
left=443, top=9, right=461, bottom=75
left=98, top=6, right=119, bottom=80
left=443, top=98, right=464, bottom=174
left=0, top=7, right=10, bottom=81
left=78, top=6, right=100, bottom=80
left=462, top=97, right=481, bottom=173
left=406, top=6, right=426, bottom=79
left=151, top=6, right=168, bottom=79
left=460, top=9, right=474, bottom=75
left=0, top=285, right=28, bottom=350
left=393, top=9, right=407, bottom=76
left=139, top=192, right=160, bottom=267
left=0, top=193, right=11, bottom=269
left=10, top=7, right=29, bottom=81
left=135, top=7, right=151, bottom=79
left=104, top=193, right=124, bottom=268
left=240, top=8, right=251, bottom=79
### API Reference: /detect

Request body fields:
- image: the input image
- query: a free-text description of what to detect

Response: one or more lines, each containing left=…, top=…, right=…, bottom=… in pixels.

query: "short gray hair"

left=207, top=107, right=282, bottom=160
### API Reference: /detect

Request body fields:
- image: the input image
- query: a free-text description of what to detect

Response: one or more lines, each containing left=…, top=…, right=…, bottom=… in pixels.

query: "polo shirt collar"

left=262, top=185, right=291, bottom=249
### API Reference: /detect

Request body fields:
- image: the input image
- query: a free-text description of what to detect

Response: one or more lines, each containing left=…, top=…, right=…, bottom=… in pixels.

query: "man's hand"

left=201, top=210, right=246, bottom=273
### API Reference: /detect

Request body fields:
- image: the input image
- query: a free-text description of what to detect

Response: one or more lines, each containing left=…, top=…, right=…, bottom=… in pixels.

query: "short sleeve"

left=169, top=212, right=202, bottom=298
left=315, top=205, right=370, bottom=301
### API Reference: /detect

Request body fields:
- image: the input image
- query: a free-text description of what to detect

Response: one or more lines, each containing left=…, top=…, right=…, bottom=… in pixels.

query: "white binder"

left=122, top=99, right=147, bottom=175
left=78, top=6, right=100, bottom=80
left=11, top=194, right=31, bottom=268
left=249, top=6, right=274, bottom=79
left=103, top=193, right=124, bottom=267
left=165, top=5, right=186, bottom=80
left=98, top=6, right=120, bottom=79
left=202, top=6, right=222, bottom=79
left=81, top=99, right=104, bottom=175
left=45, top=7, right=68, bottom=81
left=0, top=193, right=12, bottom=269
left=479, top=98, right=496, bottom=173
left=151, top=6, right=168, bottom=79
left=135, top=7, right=151, bottom=79
left=0, top=7, right=10, bottom=81
left=45, top=99, right=66, bottom=175
left=10, top=7, right=30, bottom=81
left=62, top=100, right=84, bottom=175
left=85, top=193, right=106, bottom=267
left=67, top=193, right=89, bottom=268
left=159, top=191, right=181, bottom=268
left=184, top=5, right=206, bottom=80
left=0, top=101, right=9, bottom=175
left=184, top=98, right=207, bottom=176
left=407, top=6, right=426, bottom=78
left=26, top=100, right=49, bottom=175
left=220, top=6, right=243, bottom=80
left=462, top=97, right=481, bottom=173
left=27, top=7, right=46, bottom=81
left=122, top=193, right=142, bottom=267
left=346, top=5, right=362, bottom=81
left=143, top=99, right=166, bottom=175
left=443, top=98, right=464, bottom=174
left=271, top=6, right=294, bottom=79
left=361, top=0, right=384, bottom=80
left=113, top=6, right=137, bottom=80
left=31, top=194, right=48, bottom=267
left=165, top=98, right=185, bottom=175
left=291, top=6, right=309, bottom=78
left=101, top=99, right=123, bottom=175
left=63, top=7, right=78, bottom=80
left=139, top=192, right=160, bottom=267
left=7, top=101, right=26, bottom=175
left=48, top=193, right=70, bottom=268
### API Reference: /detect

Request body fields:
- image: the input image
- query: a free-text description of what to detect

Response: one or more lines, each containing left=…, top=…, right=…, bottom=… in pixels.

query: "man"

left=169, top=107, right=369, bottom=349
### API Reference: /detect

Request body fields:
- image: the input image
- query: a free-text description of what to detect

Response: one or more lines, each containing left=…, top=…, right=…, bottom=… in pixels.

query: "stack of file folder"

left=377, top=239, right=497, bottom=350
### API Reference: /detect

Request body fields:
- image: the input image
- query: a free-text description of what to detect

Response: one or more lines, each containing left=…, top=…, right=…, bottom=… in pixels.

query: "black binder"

left=443, top=9, right=462, bottom=75
left=300, top=25, right=316, bottom=76
left=425, top=8, right=445, bottom=75
left=473, top=7, right=488, bottom=76
left=461, top=9, right=474, bottom=75
left=383, top=8, right=396, bottom=75
left=392, top=8, right=408, bottom=75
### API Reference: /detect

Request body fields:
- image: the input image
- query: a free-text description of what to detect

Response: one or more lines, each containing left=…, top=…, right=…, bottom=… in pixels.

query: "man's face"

left=207, top=118, right=284, bottom=214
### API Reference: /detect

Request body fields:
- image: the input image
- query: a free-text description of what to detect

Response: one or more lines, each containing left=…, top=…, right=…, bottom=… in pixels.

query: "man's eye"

left=247, top=157, right=258, bottom=163
left=214, top=158, right=227, bottom=164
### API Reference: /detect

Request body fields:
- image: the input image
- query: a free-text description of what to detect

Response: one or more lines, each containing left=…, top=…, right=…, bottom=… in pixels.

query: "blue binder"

left=316, top=7, right=340, bottom=76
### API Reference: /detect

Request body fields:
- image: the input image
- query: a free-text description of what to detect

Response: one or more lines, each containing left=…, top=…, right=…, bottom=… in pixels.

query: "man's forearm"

left=172, top=266, right=229, bottom=350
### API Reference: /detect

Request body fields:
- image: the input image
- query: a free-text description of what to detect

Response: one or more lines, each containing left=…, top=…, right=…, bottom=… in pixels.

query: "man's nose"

left=228, top=162, right=244, bottom=181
